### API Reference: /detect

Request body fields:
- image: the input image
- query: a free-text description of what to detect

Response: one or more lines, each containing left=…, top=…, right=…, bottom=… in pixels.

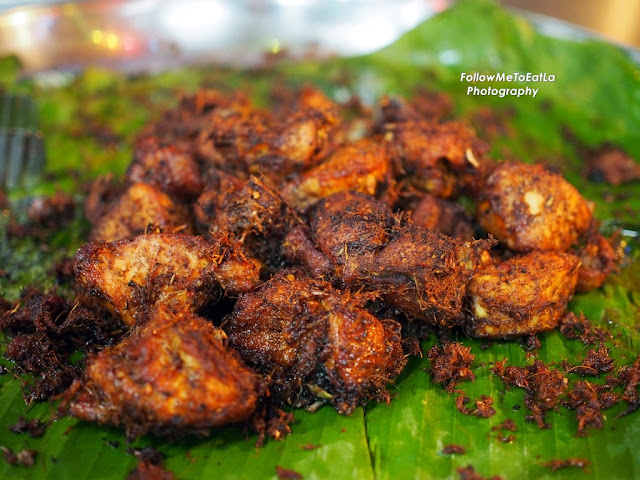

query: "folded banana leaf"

left=0, top=1, right=638, bottom=479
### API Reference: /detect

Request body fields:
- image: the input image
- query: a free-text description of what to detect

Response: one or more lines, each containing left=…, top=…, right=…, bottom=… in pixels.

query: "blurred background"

left=0, top=0, right=638, bottom=74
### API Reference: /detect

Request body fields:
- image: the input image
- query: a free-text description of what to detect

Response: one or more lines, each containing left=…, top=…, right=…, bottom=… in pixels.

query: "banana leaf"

left=0, top=0, right=639, bottom=478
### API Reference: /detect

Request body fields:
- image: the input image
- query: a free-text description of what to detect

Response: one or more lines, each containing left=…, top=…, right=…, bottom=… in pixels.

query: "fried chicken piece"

left=282, top=138, right=390, bottom=210
left=89, top=183, right=193, bottom=243
left=226, top=269, right=406, bottom=414
left=195, top=175, right=298, bottom=271
left=64, top=306, right=262, bottom=438
left=476, top=162, right=593, bottom=252
left=128, top=136, right=204, bottom=201
left=294, top=191, right=400, bottom=285
left=465, top=251, right=581, bottom=338
left=74, top=234, right=260, bottom=325
left=409, top=194, right=474, bottom=239
left=368, top=225, right=486, bottom=326
left=385, top=120, right=491, bottom=198
left=285, top=191, right=489, bottom=327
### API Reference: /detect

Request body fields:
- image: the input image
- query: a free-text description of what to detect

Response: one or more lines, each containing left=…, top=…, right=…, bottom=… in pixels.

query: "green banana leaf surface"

left=0, top=1, right=639, bottom=479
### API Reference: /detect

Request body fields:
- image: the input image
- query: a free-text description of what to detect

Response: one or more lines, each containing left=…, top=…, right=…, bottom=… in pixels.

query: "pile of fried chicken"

left=62, top=86, right=617, bottom=439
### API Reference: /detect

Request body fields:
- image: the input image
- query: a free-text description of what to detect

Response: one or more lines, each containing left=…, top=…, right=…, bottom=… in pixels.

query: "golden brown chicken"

left=476, top=162, right=593, bottom=252
left=74, top=234, right=260, bottom=326
left=64, top=306, right=262, bottom=439
left=465, top=251, right=581, bottom=337
left=88, top=183, right=194, bottom=243
left=226, top=269, right=406, bottom=414
left=384, top=120, right=491, bottom=198
left=282, top=138, right=390, bottom=210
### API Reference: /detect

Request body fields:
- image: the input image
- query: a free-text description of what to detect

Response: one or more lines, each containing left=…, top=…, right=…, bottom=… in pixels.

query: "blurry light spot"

left=106, top=33, right=119, bottom=50
left=6, top=11, right=32, bottom=27
left=438, top=49, right=460, bottom=65
left=91, top=29, right=103, bottom=44
left=271, top=39, right=281, bottom=54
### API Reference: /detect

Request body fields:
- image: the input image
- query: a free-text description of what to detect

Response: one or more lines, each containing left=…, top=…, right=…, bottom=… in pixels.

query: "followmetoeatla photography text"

left=460, top=72, right=556, bottom=98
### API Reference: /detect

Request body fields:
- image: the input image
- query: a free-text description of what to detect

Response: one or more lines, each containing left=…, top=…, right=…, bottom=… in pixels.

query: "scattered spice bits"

left=492, top=360, right=568, bottom=429
left=617, top=354, right=640, bottom=416
left=427, top=342, right=475, bottom=392
left=563, top=381, right=607, bottom=435
left=490, top=419, right=517, bottom=443
left=543, top=457, right=591, bottom=472
left=455, top=395, right=496, bottom=418
left=577, top=344, right=615, bottom=377
left=275, top=465, right=303, bottom=480
left=8, top=417, right=46, bottom=438
left=457, top=465, right=503, bottom=480
left=442, top=444, right=466, bottom=455
left=475, top=395, right=496, bottom=418
left=0, top=290, right=125, bottom=401
left=524, top=335, right=541, bottom=351
left=300, top=443, right=321, bottom=451
left=0, top=446, right=37, bottom=468
left=559, top=312, right=611, bottom=345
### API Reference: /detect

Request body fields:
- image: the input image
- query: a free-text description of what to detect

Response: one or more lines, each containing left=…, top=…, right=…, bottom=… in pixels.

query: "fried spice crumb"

left=126, top=447, right=175, bottom=480
left=493, top=360, right=568, bottom=428
left=585, top=145, right=640, bottom=186
left=457, top=465, right=503, bottom=480
left=442, top=444, right=466, bottom=455
left=559, top=312, right=611, bottom=345
left=576, top=344, right=615, bottom=377
left=455, top=395, right=495, bottom=418
left=8, top=417, right=46, bottom=438
left=275, top=465, right=303, bottom=479
left=618, top=354, right=640, bottom=417
left=427, top=342, right=475, bottom=392
left=1, top=446, right=37, bottom=467
left=300, top=443, right=321, bottom=451
left=490, top=418, right=517, bottom=443
left=543, top=457, right=591, bottom=472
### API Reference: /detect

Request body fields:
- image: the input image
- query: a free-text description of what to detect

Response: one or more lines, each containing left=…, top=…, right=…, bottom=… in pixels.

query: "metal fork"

left=0, top=94, right=46, bottom=191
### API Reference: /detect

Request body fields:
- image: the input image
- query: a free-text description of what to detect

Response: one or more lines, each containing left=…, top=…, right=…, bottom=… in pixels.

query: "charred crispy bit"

left=89, top=183, right=193, bottom=243
left=282, top=138, right=390, bottom=210
left=127, top=446, right=175, bottom=480
left=128, top=136, right=204, bottom=201
left=226, top=269, right=406, bottom=414
left=427, top=342, right=475, bottom=392
left=586, top=145, right=640, bottom=186
left=1, top=446, right=37, bottom=468
left=74, top=234, right=260, bottom=326
left=408, top=194, right=474, bottom=239
left=618, top=355, right=640, bottom=416
left=9, top=417, right=46, bottom=438
left=493, top=360, right=568, bottom=429
left=195, top=175, right=298, bottom=271
left=574, top=344, right=615, bottom=377
left=64, top=307, right=262, bottom=439
left=476, top=162, right=593, bottom=252
left=465, top=251, right=581, bottom=338
left=385, top=120, right=491, bottom=198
